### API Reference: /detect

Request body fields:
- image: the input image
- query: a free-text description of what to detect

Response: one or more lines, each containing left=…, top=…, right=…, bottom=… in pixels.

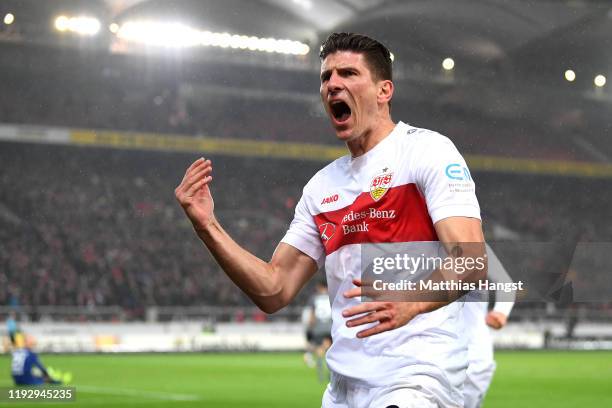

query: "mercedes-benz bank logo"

left=318, top=222, right=336, bottom=242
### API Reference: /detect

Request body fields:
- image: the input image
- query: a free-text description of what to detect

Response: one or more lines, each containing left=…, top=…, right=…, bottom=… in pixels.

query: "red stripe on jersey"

left=314, top=183, right=438, bottom=255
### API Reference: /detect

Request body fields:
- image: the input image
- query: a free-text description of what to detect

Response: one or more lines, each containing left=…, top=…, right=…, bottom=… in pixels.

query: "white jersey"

left=282, top=122, right=480, bottom=404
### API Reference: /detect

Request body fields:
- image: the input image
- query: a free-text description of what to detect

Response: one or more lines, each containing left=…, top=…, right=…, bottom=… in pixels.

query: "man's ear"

left=377, top=80, right=394, bottom=105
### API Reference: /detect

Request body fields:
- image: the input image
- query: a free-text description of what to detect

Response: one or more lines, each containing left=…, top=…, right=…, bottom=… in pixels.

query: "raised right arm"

left=175, top=158, right=318, bottom=313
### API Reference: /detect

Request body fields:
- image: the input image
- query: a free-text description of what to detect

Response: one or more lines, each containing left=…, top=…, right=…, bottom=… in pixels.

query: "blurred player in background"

left=464, top=244, right=516, bottom=408
left=176, top=32, right=484, bottom=407
left=306, top=281, right=333, bottom=382
left=6, top=310, right=20, bottom=345
left=302, top=305, right=316, bottom=368
left=10, top=333, right=70, bottom=386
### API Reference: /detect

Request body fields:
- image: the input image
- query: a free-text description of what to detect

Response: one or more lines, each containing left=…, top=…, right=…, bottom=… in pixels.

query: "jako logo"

left=445, top=163, right=472, bottom=181
left=318, top=223, right=336, bottom=242
left=321, top=194, right=339, bottom=205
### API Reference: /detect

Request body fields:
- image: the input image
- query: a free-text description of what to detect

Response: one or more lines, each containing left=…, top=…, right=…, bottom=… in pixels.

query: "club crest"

left=370, top=169, right=393, bottom=201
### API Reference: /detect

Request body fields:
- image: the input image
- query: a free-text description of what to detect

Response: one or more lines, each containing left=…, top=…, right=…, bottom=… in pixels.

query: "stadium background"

left=1, top=0, right=611, bottom=406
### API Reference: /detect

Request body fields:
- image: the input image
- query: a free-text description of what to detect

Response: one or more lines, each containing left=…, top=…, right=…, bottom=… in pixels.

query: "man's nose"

left=327, top=72, right=344, bottom=94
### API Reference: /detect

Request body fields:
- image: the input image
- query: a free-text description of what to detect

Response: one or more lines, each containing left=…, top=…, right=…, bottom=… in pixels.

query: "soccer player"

left=10, top=334, right=61, bottom=386
left=464, top=245, right=515, bottom=408
left=6, top=310, right=20, bottom=345
left=306, top=281, right=333, bottom=382
left=302, top=305, right=316, bottom=368
left=176, top=32, right=484, bottom=407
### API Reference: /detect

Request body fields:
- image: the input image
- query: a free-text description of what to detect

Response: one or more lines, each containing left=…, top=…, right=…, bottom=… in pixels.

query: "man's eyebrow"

left=320, top=66, right=357, bottom=80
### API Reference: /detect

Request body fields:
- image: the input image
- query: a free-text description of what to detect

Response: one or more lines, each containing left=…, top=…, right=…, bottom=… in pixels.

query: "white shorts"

left=321, top=372, right=457, bottom=408
left=464, top=358, right=496, bottom=408
left=464, top=303, right=496, bottom=408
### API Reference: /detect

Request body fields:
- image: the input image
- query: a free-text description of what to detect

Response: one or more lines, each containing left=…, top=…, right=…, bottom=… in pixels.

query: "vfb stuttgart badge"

left=370, top=169, right=393, bottom=201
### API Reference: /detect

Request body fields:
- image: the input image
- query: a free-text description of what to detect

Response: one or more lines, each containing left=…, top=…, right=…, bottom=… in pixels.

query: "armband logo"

left=445, top=163, right=475, bottom=193
left=445, top=163, right=472, bottom=181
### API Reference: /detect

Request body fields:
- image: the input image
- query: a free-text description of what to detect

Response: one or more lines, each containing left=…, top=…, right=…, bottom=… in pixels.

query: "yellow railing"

left=69, top=128, right=612, bottom=178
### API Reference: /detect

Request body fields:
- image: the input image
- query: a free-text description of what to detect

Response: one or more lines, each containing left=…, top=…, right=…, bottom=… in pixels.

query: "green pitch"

left=1, top=351, right=611, bottom=407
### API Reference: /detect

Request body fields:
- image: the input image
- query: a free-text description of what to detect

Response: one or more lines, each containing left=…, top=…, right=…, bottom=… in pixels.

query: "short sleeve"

left=415, top=134, right=481, bottom=224
left=281, top=192, right=325, bottom=267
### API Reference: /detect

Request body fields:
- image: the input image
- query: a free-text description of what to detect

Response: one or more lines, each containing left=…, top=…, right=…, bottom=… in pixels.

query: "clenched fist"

left=485, top=311, right=508, bottom=330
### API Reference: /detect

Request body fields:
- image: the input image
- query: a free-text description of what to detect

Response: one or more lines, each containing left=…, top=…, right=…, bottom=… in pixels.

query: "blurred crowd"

left=0, top=142, right=314, bottom=318
left=1, top=141, right=610, bottom=321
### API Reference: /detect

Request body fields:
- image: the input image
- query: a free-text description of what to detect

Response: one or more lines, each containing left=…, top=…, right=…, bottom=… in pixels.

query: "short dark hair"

left=319, top=32, right=393, bottom=82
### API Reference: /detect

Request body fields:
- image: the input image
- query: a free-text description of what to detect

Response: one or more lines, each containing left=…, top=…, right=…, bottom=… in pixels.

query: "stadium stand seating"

left=1, top=141, right=610, bottom=320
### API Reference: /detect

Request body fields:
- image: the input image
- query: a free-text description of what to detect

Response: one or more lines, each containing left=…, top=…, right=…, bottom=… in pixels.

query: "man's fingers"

left=185, top=176, right=212, bottom=197
left=344, top=284, right=380, bottom=301
left=342, top=302, right=384, bottom=318
left=177, top=162, right=212, bottom=198
left=356, top=320, right=395, bottom=338
left=186, top=160, right=211, bottom=179
left=343, top=286, right=362, bottom=299
left=187, top=157, right=208, bottom=173
left=346, top=309, right=392, bottom=328
left=182, top=159, right=211, bottom=182
left=351, top=278, right=376, bottom=291
left=185, top=165, right=212, bottom=186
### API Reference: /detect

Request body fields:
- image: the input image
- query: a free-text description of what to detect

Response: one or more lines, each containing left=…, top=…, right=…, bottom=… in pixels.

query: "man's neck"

left=347, top=118, right=396, bottom=158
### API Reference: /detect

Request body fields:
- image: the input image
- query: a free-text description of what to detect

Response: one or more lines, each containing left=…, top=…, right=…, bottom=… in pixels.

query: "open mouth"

left=330, top=101, right=351, bottom=123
